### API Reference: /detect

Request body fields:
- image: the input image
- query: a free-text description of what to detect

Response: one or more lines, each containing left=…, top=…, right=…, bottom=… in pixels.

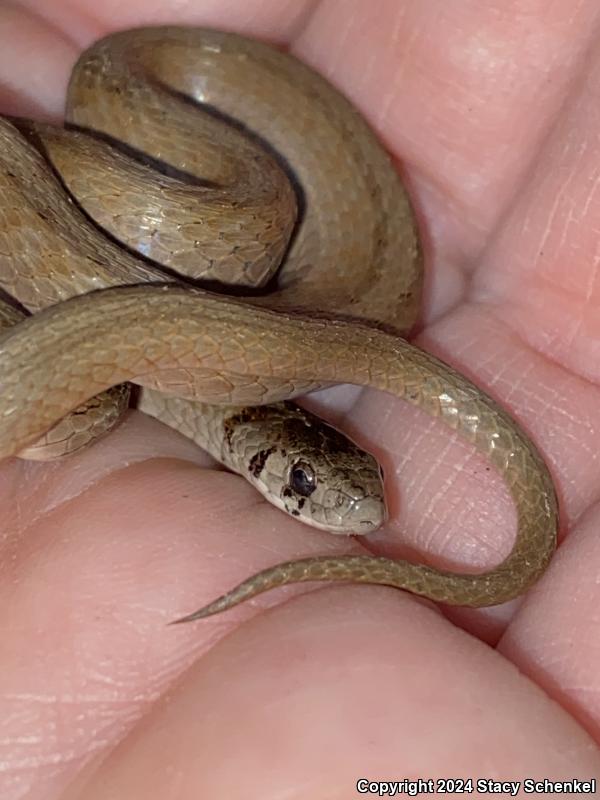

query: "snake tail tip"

left=167, top=594, right=240, bottom=625
left=167, top=608, right=216, bottom=625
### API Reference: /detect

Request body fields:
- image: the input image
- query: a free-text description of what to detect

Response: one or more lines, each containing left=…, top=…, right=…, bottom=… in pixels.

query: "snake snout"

left=342, top=492, right=387, bottom=535
left=316, top=480, right=386, bottom=535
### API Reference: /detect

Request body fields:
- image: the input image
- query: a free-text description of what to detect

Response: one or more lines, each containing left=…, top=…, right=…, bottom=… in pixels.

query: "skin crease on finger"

left=2, top=1, right=600, bottom=800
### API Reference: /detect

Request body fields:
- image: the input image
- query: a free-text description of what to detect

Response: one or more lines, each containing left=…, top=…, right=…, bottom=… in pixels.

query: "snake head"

left=226, top=402, right=387, bottom=534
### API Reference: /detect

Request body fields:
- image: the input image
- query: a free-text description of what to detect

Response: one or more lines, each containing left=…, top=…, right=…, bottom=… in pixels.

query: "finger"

left=0, top=3, right=78, bottom=118
left=303, top=0, right=600, bottom=632
left=500, top=505, right=600, bottom=740
left=24, top=0, right=319, bottom=44
left=297, top=0, right=600, bottom=305
left=59, top=590, right=600, bottom=799
left=0, top=422, right=378, bottom=797
left=481, top=42, right=600, bottom=685
left=467, top=22, right=600, bottom=529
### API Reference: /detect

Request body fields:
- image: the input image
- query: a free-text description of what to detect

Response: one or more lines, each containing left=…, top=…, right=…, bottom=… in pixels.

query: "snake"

left=0, top=27, right=559, bottom=620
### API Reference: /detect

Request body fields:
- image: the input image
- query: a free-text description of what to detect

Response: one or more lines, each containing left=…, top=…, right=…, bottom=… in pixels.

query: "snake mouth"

left=296, top=493, right=387, bottom=536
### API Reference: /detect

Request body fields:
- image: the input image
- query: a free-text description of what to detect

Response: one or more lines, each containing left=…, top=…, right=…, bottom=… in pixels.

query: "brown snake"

left=0, top=27, right=559, bottom=619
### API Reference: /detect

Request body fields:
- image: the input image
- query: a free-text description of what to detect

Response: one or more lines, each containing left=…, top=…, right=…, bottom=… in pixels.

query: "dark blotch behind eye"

left=289, top=461, right=317, bottom=497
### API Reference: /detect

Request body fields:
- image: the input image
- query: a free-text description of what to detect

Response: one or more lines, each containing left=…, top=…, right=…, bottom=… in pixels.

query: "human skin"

left=2, top=0, right=600, bottom=797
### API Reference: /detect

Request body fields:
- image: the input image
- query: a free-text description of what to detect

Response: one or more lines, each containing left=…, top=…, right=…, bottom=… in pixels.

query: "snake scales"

left=0, top=27, right=559, bottom=619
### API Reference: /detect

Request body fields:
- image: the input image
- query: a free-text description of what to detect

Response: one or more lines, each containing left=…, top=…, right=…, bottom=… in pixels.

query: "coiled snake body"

left=0, top=27, right=558, bottom=619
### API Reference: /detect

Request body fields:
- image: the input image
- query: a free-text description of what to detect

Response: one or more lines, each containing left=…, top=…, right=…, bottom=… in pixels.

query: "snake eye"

left=289, top=461, right=317, bottom=497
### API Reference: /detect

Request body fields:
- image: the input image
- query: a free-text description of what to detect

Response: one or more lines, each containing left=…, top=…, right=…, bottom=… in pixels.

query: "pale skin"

left=2, top=0, right=600, bottom=798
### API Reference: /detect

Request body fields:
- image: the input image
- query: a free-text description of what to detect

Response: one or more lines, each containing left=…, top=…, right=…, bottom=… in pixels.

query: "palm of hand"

left=1, top=2, right=599, bottom=798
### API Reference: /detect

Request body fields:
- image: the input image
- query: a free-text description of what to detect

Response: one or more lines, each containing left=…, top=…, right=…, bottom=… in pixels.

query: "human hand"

left=2, top=1, right=600, bottom=798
